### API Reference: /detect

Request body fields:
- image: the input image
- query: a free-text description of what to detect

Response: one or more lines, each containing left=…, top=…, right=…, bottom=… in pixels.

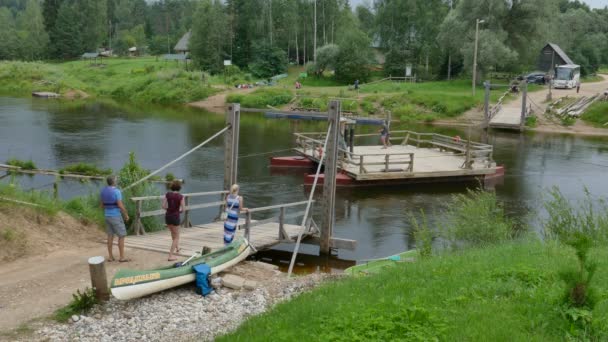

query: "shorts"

left=105, top=216, right=127, bottom=237
left=165, top=215, right=180, bottom=226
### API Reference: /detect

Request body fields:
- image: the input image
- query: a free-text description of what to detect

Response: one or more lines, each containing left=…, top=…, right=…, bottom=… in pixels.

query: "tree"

left=0, top=7, right=18, bottom=60
left=190, top=0, right=228, bottom=73
left=15, top=0, right=49, bottom=60
left=51, top=1, right=81, bottom=58
left=335, top=28, right=373, bottom=83
left=310, top=43, right=339, bottom=76
left=249, top=42, right=288, bottom=78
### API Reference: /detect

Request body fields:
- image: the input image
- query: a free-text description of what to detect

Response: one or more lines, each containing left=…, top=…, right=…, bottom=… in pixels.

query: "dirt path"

left=188, top=87, right=256, bottom=113
left=437, top=75, right=608, bottom=136
left=0, top=242, right=169, bottom=332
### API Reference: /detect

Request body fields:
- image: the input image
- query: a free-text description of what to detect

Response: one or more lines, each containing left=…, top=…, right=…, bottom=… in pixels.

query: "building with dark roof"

left=538, top=43, right=575, bottom=72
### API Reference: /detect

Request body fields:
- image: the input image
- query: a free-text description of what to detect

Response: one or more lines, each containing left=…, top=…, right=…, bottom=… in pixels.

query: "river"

left=2, top=96, right=608, bottom=270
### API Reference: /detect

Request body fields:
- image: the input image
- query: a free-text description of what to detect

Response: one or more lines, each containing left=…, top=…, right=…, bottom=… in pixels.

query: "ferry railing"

left=240, top=200, right=317, bottom=248
left=131, top=190, right=228, bottom=235
left=294, top=133, right=414, bottom=174
left=294, top=130, right=494, bottom=171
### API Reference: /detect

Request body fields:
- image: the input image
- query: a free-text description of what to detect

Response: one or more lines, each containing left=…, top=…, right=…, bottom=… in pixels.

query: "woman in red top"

left=162, top=180, right=185, bottom=261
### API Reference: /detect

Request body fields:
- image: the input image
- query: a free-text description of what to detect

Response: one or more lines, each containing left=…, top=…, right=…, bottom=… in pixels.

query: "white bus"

left=552, top=64, right=580, bottom=89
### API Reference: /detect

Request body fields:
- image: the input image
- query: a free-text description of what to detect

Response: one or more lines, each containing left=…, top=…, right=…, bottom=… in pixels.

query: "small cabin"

left=538, top=43, right=574, bottom=73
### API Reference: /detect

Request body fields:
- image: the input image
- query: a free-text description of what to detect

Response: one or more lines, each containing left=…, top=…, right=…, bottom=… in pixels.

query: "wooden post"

left=409, top=153, right=414, bottom=171
left=135, top=200, right=143, bottom=235
left=520, top=80, right=528, bottom=132
left=349, top=125, right=355, bottom=153
left=483, top=81, right=491, bottom=128
left=223, top=104, right=240, bottom=216
left=279, top=206, right=286, bottom=240
left=320, top=100, right=340, bottom=254
left=182, top=196, right=191, bottom=228
left=359, top=155, right=364, bottom=174
left=465, top=127, right=472, bottom=169
left=88, top=256, right=109, bottom=301
left=385, top=154, right=389, bottom=172
left=245, top=211, right=252, bottom=242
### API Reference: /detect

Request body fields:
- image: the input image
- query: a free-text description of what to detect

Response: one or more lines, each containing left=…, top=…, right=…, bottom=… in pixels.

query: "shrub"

left=409, top=210, right=433, bottom=258
left=525, top=115, right=538, bottom=128
left=360, top=101, right=375, bottom=115
left=227, top=88, right=293, bottom=109
left=165, top=173, right=175, bottom=182
left=581, top=102, right=608, bottom=128
left=6, top=158, right=37, bottom=170
left=561, top=116, right=576, bottom=126
left=54, top=288, right=98, bottom=322
left=441, top=190, right=513, bottom=249
left=59, top=163, right=112, bottom=176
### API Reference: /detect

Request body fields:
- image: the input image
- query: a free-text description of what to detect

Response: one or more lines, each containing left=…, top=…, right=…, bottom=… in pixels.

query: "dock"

left=122, top=220, right=307, bottom=257
left=489, top=107, right=523, bottom=130
left=292, top=130, right=498, bottom=185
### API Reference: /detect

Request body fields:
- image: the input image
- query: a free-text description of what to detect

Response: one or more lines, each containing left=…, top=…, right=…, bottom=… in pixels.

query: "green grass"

left=582, top=75, right=603, bottom=83
left=6, top=158, right=37, bottom=170
left=226, top=88, right=293, bottom=108
left=0, top=58, right=219, bottom=105
left=526, top=115, right=538, bottom=128
left=581, top=102, right=608, bottom=128
left=59, top=163, right=112, bottom=177
left=53, top=288, right=98, bottom=323
left=219, top=240, right=608, bottom=341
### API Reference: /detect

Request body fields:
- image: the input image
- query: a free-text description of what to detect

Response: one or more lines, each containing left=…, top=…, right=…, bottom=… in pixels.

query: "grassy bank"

left=0, top=58, right=219, bottom=105
left=220, top=241, right=608, bottom=341
left=221, top=189, right=608, bottom=341
left=582, top=102, right=608, bottom=127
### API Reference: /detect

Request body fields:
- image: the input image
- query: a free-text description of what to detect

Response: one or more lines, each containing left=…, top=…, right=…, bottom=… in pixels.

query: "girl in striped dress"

left=223, top=184, right=248, bottom=245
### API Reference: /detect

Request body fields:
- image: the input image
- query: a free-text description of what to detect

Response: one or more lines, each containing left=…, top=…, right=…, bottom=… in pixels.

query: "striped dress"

left=223, top=194, right=240, bottom=245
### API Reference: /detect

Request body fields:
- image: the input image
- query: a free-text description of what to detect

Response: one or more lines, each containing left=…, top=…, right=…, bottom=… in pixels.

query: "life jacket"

left=101, top=186, right=118, bottom=209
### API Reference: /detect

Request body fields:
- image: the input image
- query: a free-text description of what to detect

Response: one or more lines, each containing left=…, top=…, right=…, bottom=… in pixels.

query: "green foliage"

left=218, top=239, right=608, bottom=341
left=360, top=100, right=375, bottom=115
left=117, top=152, right=162, bottom=233
left=0, top=59, right=218, bottom=105
left=561, top=116, right=576, bottom=126
left=559, top=233, right=597, bottom=309
left=190, top=0, right=228, bottom=73
left=525, top=115, right=538, bottom=128
left=248, top=43, right=288, bottom=79
left=335, top=21, right=373, bottom=83
left=6, top=158, right=36, bottom=170
left=542, top=187, right=608, bottom=243
left=226, top=88, right=292, bottom=108
left=63, top=194, right=105, bottom=227
left=409, top=210, right=433, bottom=258
left=310, top=44, right=340, bottom=76
left=442, top=189, right=513, bottom=249
left=59, top=163, right=112, bottom=177
left=165, top=173, right=176, bottom=182
left=581, top=102, right=608, bottom=128
left=53, top=288, right=98, bottom=323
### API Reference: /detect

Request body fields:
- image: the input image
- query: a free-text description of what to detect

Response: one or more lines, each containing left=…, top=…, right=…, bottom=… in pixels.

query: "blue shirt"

left=101, top=186, right=122, bottom=217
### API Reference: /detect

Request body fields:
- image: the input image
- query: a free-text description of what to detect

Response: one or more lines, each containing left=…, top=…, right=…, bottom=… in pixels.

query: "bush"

left=226, top=88, right=292, bottom=109
left=561, top=116, right=576, bottom=126
left=441, top=190, right=513, bottom=249
left=54, top=288, right=98, bottom=322
left=6, top=158, right=37, bottom=170
left=581, top=102, right=608, bottom=128
left=525, top=115, right=538, bottom=128
left=59, top=163, right=112, bottom=177
left=409, top=210, right=433, bottom=258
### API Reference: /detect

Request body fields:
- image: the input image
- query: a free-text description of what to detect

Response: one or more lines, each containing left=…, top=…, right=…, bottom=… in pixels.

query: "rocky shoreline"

left=29, top=262, right=334, bottom=342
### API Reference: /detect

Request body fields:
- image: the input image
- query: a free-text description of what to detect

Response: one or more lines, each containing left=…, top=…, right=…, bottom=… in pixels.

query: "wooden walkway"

left=120, top=220, right=306, bottom=257
left=489, top=107, right=522, bottom=130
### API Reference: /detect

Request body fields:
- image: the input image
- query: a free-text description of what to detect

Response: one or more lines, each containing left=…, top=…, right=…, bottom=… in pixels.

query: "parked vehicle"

left=524, top=72, right=547, bottom=85
left=552, top=64, right=581, bottom=89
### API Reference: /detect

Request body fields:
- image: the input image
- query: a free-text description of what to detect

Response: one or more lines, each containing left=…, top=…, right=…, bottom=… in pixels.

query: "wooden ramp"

left=489, top=107, right=522, bottom=130
left=121, top=220, right=306, bottom=257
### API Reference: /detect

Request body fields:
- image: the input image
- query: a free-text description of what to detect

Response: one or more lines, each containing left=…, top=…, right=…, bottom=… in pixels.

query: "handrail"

left=131, top=190, right=228, bottom=201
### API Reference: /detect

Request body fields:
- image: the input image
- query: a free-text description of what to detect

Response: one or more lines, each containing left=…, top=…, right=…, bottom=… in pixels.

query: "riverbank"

left=219, top=240, right=608, bottom=341
left=0, top=59, right=220, bottom=105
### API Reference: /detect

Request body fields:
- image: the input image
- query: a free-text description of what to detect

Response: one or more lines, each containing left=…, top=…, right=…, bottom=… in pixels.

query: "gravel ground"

left=27, top=262, right=334, bottom=342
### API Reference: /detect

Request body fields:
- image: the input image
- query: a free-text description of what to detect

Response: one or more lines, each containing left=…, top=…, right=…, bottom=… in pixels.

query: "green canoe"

left=111, top=237, right=251, bottom=300
left=344, top=249, right=417, bottom=276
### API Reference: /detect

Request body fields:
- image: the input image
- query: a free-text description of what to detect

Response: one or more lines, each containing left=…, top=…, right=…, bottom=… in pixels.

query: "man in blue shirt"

left=100, top=176, right=130, bottom=262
